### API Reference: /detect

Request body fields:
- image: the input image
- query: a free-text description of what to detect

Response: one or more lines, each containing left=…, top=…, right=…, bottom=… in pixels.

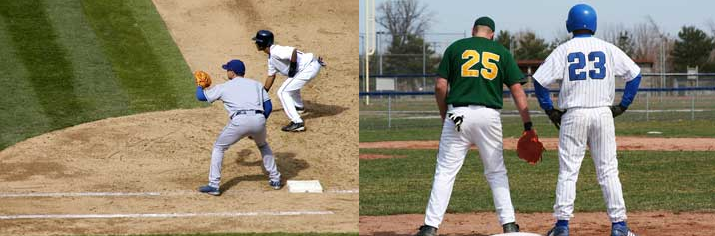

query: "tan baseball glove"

left=517, top=130, right=545, bottom=165
left=194, top=70, right=212, bottom=88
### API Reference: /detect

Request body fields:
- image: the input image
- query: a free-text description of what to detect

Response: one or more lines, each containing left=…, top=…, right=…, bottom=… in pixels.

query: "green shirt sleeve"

left=437, top=45, right=452, bottom=80
left=501, top=50, right=524, bottom=86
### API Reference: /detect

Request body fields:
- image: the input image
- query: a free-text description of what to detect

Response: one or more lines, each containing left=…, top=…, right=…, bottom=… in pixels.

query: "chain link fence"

left=359, top=74, right=715, bottom=130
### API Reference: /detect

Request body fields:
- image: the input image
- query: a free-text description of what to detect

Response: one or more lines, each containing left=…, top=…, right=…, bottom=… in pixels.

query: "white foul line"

left=0, top=192, right=161, bottom=198
left=0, top=211, right=334, bottom=220
left=0, top=189, right=359, bottom=198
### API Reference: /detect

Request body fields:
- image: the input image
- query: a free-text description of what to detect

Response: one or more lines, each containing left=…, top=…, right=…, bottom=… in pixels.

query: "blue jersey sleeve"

left=534, top=80, right=554, bottom=110
left=620, top=74, right=641, bottom=107
left=195, top=86, right=208, bottom=101
left=263, top=100, right=272, bottom=119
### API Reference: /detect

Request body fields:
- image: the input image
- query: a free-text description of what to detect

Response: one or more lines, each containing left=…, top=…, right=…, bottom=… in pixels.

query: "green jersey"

left=438, top=37, right=523, bottom=109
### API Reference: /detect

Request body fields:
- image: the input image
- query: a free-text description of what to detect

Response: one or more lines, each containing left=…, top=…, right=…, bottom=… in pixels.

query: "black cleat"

left=502, top=222, right=520, bottom=233
left=414, top=225, right=437, bottom=236
left=281, top=122, right=305, bottom=132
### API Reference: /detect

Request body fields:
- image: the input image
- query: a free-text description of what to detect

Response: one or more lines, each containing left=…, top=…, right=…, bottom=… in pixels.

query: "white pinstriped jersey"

left=532, top=37, right=641, bottom=109
left=267, top=44, right=314, bottom=76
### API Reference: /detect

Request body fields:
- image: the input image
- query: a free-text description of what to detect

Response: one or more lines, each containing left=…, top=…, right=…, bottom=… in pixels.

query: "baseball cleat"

left=197, top=185, right=220, bottom=196
left=546, top=225, right=569, bottom=236
left=414, top=225, right=437, bottom=236
left=269, top=180, right=282, bottom=190
left=502, top=222, right=520, bottom=233
left=611, top=224, right=638, bottom=236
left=281, top=122, right=305, bottom=132
left=295, top=106, right=306, bottom=114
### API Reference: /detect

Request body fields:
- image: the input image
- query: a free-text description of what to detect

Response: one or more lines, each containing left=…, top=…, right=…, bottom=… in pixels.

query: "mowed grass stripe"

left=0, top=0, right=87, bottom=127
left=0, top=18, right=53, bottom=148
left=125, top=0, right=197, bottom=109
left=359, top=149, right=715, bottom=216
left=45, top=0, right=129, bottom=117
left=44, top=0, right=130, bottom=117
left=81, top=0, right=178, bottom=112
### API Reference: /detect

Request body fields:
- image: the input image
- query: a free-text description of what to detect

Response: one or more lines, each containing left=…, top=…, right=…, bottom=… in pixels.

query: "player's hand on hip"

left=545, top=108, right=565, bottom=130
left=610, top=105, right=628, bottom=118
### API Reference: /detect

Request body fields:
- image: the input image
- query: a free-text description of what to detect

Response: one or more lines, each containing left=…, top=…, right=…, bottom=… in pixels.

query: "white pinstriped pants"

left=424, top=105, right=515, bottom=228
left=554, top=107, right=627, bottom=222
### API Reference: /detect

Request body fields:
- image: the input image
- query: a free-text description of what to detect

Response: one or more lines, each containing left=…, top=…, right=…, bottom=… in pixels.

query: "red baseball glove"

left=517, top=130, right=545, bottom=164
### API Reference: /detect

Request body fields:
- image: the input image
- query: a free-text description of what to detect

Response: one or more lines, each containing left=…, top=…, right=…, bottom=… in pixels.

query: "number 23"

left=568, top=51, right=605, bottom=81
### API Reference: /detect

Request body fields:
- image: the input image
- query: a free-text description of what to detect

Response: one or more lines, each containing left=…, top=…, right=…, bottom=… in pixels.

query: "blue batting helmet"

left=566, top=4, right=597, bottom=33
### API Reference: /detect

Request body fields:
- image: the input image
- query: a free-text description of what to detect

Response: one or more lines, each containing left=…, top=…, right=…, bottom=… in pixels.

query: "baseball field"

left=0, top=0, right=358, bottom=235
left=359, top=97, right=715, bottom=235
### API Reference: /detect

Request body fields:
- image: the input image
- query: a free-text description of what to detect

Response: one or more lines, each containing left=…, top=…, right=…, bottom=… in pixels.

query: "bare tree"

left=377, top=0, right=432, bottom=47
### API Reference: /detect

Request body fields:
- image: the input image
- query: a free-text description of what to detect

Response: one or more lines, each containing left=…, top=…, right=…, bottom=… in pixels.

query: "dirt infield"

left=359, top=137, right=715, bottom=152
left=359, top=211, right=715, bottom=236
left=0, top=0, right=357, bottom=235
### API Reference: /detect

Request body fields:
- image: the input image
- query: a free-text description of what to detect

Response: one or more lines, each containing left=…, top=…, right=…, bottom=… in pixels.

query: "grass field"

left=360, top=117, right=715, bottom=142
left=0, top=0, right=200, bottom=150
left=359, top=149, right=715, bottom=216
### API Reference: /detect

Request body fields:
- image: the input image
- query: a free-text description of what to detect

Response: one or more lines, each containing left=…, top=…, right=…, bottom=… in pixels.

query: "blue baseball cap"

left=222, top=59, right=246, bottom=74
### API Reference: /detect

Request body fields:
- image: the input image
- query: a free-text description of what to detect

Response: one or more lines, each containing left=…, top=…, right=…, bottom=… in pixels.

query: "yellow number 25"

left=460, top=50, right=500, bottom=80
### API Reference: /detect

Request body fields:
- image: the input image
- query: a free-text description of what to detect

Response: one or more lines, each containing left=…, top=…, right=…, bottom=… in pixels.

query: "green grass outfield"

left=359, top=149, right=715, bottom=216
left=0, top=0, right=201, bottom=150
left=360, top=117, right=715, bottom=142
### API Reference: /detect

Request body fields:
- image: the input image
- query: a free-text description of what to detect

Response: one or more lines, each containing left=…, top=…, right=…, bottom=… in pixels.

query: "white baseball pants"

left=424, top=105, right=515, bottom=228
left=208, top=113, right=280, bottom=188
left=554, top=107, right=627, bottom=222
left=277, top=59, right=322, bottom=123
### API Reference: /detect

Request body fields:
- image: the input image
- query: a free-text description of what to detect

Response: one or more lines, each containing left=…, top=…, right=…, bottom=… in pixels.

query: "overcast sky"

left=359, top=0, right=715, bottom=51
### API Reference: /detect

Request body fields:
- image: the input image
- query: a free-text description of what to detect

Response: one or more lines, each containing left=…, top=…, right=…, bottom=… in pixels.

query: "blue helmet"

left=566, top=4, right=597, bottom=33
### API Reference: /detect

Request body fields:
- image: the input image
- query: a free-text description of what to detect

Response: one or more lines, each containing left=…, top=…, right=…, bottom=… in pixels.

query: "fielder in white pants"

left=425, top=105, right=515, bottom=226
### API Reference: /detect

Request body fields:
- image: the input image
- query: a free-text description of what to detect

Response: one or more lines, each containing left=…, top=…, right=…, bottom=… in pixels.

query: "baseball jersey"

left=204, top=77, right=270, bottom=116
left=438, top=37, right=524, bottom=109
left=532, top=37, right=641, bottom=109
left=267, top=44, right=314, bottom=76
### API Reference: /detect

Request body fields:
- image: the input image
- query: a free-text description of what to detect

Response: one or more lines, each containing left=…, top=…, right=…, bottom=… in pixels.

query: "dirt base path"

left=360, top=137, right=715, bottom=153
left=360, top=211, right=715, bottom=236
left=0, top=0, right=358, bottom=235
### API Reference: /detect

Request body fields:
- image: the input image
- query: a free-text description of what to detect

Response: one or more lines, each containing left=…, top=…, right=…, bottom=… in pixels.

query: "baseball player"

left=415, top=17, right=538, bottom=236
left=252, top=30, right=326, bottom=132
left=532, top=4, right=641, bottom=236
left=195, top=59, right=282, bottom=196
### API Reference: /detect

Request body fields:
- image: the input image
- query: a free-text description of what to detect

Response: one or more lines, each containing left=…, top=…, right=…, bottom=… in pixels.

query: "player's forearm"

left=533, top=80, right=554, bottom=110
left=509, top=83, right=532, bottom=123
left=264, top=75, right=276, bottom=91
left=620, top=74, right=641, bottom=107
left=287, top=49, right=299, bottom=77
left=435, top=78, right=449, bottom=120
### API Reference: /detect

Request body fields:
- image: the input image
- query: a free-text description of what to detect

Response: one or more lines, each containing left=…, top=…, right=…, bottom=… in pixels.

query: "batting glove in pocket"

left=447, top=113, right=464, bottom=132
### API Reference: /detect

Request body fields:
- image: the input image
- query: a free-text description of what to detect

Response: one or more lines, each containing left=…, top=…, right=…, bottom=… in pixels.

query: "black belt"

left=230, top=110, right=263, bottom=119
left=452, top=104, right=501, bottom=110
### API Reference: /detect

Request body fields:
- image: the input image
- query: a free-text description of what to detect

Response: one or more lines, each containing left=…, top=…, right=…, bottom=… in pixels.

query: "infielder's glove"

left=545, top=108, right=565, bottom=129
left=194, top=70, right=212, bottom=88
left=517, top=129, right=544, bottom=165
left=610, top=104, right=627, bottom=118
left=447, top=113, right=464, bottom=132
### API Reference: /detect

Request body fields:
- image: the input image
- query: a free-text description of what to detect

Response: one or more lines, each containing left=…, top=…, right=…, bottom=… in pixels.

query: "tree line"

left=365, top=0, right=715, bottom=76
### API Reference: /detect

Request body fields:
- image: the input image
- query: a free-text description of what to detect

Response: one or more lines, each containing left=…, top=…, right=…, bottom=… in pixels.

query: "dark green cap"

left=473, top=16, right=495, bottom=31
